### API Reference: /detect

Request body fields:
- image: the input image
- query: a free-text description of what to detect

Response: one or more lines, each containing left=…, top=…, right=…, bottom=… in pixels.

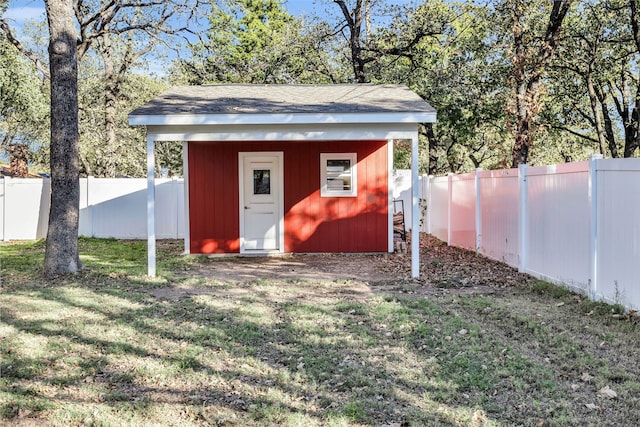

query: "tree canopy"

left=2, top=0, right=640, bottom=178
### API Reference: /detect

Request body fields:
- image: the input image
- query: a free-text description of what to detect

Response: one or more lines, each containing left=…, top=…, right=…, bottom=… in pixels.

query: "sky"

left=3, top=0, right=416, bottom=75
left=3, top=1, right=324, bottom=24
left=3, top=0, right=417, bottom=25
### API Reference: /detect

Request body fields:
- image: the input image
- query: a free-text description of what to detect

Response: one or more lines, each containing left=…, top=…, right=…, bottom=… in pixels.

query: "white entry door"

left=239, top=152, right=284, bottom=253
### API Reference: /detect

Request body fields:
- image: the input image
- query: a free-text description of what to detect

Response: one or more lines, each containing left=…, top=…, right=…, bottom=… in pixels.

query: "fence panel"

left=429, top=176, right=449, bottom=242
left=420, top=174, right=429, bottom=233
left=155, top=179, right=185, bottom=239
left=392, top=170, right=413, bottom=230
left=83, top=178, right=185, bottom=239
left=450, top=173, right=476, bottom=250
left=478, top=169, right=520, bottom=268
left=2, top=178, right=50, bottom=240
left=86, top=179, right=147, bottom=238
left=525, top=163, right=591, bottom=293
left=78, top=178, right=91, bottom=236
left=596, top=159, right=640, bottom=309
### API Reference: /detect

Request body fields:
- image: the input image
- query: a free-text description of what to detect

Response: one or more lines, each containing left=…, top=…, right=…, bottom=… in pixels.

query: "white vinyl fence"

left=5, top=173, right=414, bottom=241
left=4, top=161, right=640, bottom=311
left=424, top=156, right=640, bottom=312
left=0, top=177, right=184, bottom=241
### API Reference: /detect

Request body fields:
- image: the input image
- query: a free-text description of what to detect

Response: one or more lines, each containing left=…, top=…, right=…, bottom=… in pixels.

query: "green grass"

left=2, top=238, right=640, bottom=426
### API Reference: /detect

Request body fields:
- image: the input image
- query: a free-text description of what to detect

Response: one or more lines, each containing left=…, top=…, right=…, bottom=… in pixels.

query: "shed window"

left=320, top=153, right=357, bottom=197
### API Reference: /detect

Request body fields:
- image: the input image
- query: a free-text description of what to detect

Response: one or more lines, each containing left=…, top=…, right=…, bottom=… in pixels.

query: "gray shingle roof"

left=129, top=84, right=435, bottom=116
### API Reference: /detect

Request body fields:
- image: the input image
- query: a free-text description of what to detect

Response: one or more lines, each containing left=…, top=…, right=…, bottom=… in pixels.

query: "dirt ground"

left=153, top=234, right=535, bottom=300
left=150, top=233, right=535, bottom=300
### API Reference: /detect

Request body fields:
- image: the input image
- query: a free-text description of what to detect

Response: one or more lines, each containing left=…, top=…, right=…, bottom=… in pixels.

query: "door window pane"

left=253, top=169, right=271, bottom=195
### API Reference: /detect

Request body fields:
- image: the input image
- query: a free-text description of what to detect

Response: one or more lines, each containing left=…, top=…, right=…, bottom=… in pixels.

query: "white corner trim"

left=388, top=140, right=394, bottom=253
left=182, top=142, right=190, bottom=254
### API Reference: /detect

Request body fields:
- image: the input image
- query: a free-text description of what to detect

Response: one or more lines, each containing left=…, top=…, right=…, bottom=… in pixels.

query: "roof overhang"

left=128, top=111, right=436, bottom=127
left=141, top=123, right=424, bottom=142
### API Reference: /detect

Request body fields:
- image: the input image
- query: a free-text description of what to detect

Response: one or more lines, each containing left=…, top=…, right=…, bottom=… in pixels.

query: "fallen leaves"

left=597, top=385, right=617, bottom=399
left=581, top=372, right=594, bottom=382
left=377, top=233, right=537, bottom=291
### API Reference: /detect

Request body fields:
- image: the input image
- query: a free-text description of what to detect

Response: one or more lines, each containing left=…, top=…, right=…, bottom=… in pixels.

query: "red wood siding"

left=188, top=140, right=388, bottom=254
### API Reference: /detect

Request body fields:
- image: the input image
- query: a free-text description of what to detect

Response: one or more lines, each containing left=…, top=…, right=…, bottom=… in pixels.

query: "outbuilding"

left=128, top=84, right=436, bottom=277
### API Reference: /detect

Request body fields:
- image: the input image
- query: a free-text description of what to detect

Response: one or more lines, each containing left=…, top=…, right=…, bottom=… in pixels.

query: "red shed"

left=128, top=84, right=436, bottom=277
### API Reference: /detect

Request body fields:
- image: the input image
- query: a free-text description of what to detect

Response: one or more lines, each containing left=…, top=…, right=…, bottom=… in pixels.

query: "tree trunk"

left=509, top=0, right=574, bottom=167
left=624, top=99, right=640, bottom=157
left=594, top=84, right=618, bottom=157
left=334, top=0, right=367, bottom=83
left=43, top=0, right=81, bottom=276
left=623, top=0, right=640, bottom=157
left=8, top=143, right=29, bottom=177
left=102, top=32, right=118, bottom=177
left=586, top=72, right=607, bottom=156
left=421, top=123, right=438, bottom=175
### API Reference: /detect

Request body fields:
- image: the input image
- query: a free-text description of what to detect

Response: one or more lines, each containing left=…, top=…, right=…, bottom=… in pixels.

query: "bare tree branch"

left=0, top=18, right=50, bottom=78
left=550, top=125, right=599, bottom=143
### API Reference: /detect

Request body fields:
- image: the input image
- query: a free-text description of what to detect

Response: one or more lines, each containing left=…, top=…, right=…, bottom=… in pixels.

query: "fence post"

left=447, top=173, right=453, bottom=246
left=475, top=168, right=482, bottom=253
left=426, top=174, right=433, bottom=234
left=1, top=177, right=7, bottom=241
left=84, top=177, right=90, bottom=237
left=173, top=176, right=180, bottom=239
left=518, top=164, right=528, bottom=273
left=589, top=154, right=603, bottom=300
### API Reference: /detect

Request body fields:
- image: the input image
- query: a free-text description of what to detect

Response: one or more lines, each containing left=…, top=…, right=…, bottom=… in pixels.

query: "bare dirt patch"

left=153, top=233, right=535, bottom=300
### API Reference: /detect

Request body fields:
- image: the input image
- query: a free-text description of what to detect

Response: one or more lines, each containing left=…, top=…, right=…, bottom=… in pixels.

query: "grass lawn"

left=2, top=237, right=640, bottom=426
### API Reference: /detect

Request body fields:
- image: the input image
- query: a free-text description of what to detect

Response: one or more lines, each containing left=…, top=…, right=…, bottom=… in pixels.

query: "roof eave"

left=128, top=111, right=437, bottom=127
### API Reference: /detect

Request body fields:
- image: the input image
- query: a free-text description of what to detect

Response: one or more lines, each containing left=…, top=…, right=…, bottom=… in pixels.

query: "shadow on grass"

left=1, top=278, right=469, bottom=425
left=3, top=238, right=640, bottom=426
left=0, top=238, right=482, bottom=426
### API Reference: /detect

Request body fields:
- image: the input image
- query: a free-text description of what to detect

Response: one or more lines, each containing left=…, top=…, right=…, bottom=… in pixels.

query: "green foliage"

left=544, top=0, right=640, bottom=160
left=177, top=0, right=328, bottom=84
left=374, top=1, right=511, bottom=173
left=77, top=63, right=171, bottom=177
left=3, top=0, right=640, bottom=176
left=0, top=35, right=49, bottom=159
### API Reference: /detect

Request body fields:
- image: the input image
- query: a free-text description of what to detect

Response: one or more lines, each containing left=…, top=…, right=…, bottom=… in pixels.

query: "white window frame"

left=320, top=153, right=357, bottom=197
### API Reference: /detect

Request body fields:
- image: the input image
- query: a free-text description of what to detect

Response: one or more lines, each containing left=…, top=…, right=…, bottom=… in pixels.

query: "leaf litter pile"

left=2, top=234, right=640, bottom=426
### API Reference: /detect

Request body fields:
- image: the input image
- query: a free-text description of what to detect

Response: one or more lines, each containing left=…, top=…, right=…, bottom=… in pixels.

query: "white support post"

left=388, top=140, right=394, bottom=253
left=147, top=134, right=156, bottom=277
left=411, top=134, right=420, bottom=278
left=589, top=154, right=603, bottom=300
left=518, top=164, right=528, bottom=273
left=426, top=175, right=433, bottom=235
left=475, top=168, right=482, bottom=252
left=182, top=141, right=190, bottom=253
